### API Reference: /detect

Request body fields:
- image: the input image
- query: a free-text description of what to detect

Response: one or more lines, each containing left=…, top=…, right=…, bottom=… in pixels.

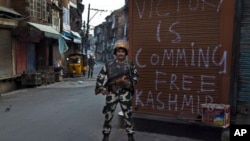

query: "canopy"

left=0, top=6, right=22, bottom=17
left=28, top=22, right=61, bottom=39
left=71, top=31, right=82, bottom=44
left=28, top=22, right=68, bottom=54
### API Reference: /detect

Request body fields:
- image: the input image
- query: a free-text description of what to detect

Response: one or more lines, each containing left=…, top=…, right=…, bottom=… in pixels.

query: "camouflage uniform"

left=96, top=59, right=139, bottom=135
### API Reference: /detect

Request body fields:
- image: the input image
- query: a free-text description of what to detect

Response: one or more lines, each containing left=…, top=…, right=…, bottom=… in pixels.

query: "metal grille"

left=16, top=41, right=27, bottom=75
left=27, top=44, right=36, bottom=72
left=130, top=0, right=231, bottom=118
left=0, top=29, right=12, bottom=78
left=238, top=0, right=250, bottom=103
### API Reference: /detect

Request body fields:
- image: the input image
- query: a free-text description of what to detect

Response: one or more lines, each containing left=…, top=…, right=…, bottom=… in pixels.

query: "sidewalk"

left=38, top=76, right=96, bottom=88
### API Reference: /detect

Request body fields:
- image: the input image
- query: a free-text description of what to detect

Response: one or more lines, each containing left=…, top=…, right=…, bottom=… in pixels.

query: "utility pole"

left=84, top=3, right=90, bottom=54
left=83, top=3, right=108, bottom=54
left=81, top=21, right=85, bottom=53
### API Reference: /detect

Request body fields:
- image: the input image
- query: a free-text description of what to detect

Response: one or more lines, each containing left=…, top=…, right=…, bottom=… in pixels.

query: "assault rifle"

left=95, top=72, right=134, bottom=95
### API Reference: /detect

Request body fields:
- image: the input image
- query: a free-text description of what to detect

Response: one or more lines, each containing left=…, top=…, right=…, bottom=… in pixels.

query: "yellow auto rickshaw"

left=66, top=53, right=88, bottom=77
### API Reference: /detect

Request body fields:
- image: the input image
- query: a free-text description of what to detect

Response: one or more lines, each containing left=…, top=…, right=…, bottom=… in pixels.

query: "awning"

left=71, top=31, right=82, bottom=44
left=0, top=6, right=22, bottom=17
left=27, top=22, right=69, bottom=54
left=59, top=37, right=69, bottom=54
left=71, top=31, right=81, bottom=38
left=62, top=35, right=71, bottom=40
left=62, top=30, right=72, bottom=38
left=28, top=22, right=61, bottom=39
left=73, top=38, right=81, bottom=44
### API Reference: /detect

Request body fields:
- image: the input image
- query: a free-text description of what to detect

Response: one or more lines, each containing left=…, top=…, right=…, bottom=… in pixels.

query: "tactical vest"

left=106, top=60, right=130, bottom=84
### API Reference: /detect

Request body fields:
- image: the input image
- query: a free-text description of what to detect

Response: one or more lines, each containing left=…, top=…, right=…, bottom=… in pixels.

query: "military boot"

left=128, top=134, right=135, bottom=141
left=102, top=134, right=109, bottom=141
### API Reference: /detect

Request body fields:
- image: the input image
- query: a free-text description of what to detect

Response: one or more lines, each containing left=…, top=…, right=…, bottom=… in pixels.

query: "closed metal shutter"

left=0, top=29, right=12, bottom=78
left=238, top=0, right=250, bottom=103
left=130, top=0, right=233, bottom=118
left=27, top=43, right=36, bottom=72
left=16, top=41, right=27, bottom=75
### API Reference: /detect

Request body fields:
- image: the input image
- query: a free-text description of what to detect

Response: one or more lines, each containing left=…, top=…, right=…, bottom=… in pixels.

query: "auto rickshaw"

left=66, top=53, right=88, bottom=77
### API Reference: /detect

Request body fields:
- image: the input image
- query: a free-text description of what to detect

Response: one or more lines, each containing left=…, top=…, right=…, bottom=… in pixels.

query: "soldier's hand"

left=116, top=76, right=129, bottom=84
left=101, top=88, right=109, bottom=95
left=95, top=88, right=108, bottom=95
left=95, top=89, right=101, bottom=95
left=121, top=76, right=129, bottom=84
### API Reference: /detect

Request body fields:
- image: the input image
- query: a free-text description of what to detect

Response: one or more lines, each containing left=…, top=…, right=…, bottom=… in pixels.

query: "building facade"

left=0, top=0, right=22, bottom=93
left=94, top=5, right=128, bottom=62
left=0, top=0, right=85, bottom=93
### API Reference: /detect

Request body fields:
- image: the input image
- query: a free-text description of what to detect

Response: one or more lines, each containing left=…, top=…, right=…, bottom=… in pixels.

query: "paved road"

left=0, top=61, right=204, bottom=141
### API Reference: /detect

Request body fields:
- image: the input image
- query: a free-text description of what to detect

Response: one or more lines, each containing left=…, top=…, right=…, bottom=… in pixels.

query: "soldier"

left=95, top=39, right=139, bottom=141
left=87, top=54, right=96, bottom=78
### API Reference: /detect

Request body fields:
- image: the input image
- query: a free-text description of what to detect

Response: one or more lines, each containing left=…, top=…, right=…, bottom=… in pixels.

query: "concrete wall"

left=0, top=79, right=18, bottom=95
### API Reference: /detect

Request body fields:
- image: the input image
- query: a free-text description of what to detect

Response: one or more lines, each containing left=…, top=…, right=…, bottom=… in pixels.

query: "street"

left=0, top=62, right=203, bottom=141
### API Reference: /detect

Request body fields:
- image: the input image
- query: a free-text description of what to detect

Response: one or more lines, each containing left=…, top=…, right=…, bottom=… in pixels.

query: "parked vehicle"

left=66, top=53, right=88, bottom=77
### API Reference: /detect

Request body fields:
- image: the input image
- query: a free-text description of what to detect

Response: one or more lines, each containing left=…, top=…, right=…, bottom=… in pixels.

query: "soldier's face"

left=116, top=49, right=126, bottom=60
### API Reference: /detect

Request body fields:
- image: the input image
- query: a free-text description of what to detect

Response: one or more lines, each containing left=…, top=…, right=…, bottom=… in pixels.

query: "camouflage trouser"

left=102, top=88, right=134, bottom=135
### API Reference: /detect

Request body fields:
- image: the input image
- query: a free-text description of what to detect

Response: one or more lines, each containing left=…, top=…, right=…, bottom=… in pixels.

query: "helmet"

left=113, top=39, right=129, bottom=55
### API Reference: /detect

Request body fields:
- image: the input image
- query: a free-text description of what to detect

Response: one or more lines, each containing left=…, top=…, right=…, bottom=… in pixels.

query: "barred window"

left=41, top=0, right=47, bottom=21
left=37, top=0, right=41, bottom=19
left=29, top=0, right=35, bottom=17
left=62, top=7, right=70, bottom=31
left=28, top=0, right=47, bottom=21
left=52, top=10, right=60, bottom=31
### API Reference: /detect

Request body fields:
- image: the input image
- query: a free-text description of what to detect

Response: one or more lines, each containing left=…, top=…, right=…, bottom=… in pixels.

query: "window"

left=63, top=7, right=70, bottom=31
left=41, top=0, right=47, bottom=21
left=28, top=0, right=47, bottom=21
left=52, top=10, right=60, bottom=31
left=29, top=0, right=35, bottom=16
left=37, top=0, right=41, bottom=19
